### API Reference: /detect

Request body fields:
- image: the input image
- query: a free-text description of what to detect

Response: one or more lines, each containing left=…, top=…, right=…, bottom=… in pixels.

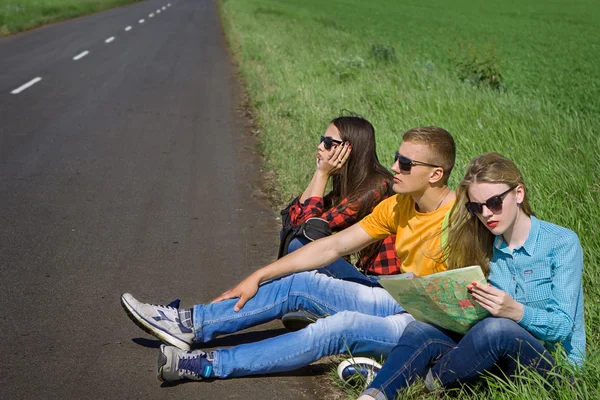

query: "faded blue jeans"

left=363, top=318, right=554, bottom=400
left=288, top=237, right=381, bottom=288
left=192, top=270, right=413, bottom=378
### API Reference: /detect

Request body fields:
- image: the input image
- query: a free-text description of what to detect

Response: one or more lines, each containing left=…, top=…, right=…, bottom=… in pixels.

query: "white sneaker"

left=337, top=357, right=382, bottom=386
left=121, top=293, right=194, bottom=350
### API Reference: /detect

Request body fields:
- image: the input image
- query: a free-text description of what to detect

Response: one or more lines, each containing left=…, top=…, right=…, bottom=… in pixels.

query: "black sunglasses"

left=320, top=135, right=343, bottom=150
left=394, top=152, right=441, bottom=172
left=465, top=186, right=517, bottom=216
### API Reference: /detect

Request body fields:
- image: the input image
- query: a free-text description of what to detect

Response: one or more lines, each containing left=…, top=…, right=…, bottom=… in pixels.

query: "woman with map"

left=358, top=153, right=586, bottom=400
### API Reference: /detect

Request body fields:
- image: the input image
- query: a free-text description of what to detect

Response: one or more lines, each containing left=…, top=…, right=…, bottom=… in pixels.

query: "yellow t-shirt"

left=359, top=194, right=454, bottom=276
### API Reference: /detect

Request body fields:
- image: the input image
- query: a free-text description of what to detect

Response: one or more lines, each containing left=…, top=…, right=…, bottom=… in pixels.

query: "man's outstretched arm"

left=212, top=223, right=378, bottom=311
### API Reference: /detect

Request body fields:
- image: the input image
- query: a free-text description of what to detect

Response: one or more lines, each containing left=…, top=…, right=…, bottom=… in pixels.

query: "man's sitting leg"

left=122, top=270, right=403, bottom=347
left=157, top=310, right=414, bottom=381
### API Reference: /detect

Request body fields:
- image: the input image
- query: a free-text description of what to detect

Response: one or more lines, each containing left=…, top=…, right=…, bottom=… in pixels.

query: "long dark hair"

left=329, top=115, right=394, bottom=262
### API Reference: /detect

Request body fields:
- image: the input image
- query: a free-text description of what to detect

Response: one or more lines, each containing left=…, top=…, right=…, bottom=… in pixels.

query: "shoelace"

left=178, top=353, right=209, bottom=378
left=149, top=299, right=181, bottom=310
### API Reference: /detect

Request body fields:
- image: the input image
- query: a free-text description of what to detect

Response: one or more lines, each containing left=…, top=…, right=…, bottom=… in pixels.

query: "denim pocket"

left=523, top=267, right=552, bottom=303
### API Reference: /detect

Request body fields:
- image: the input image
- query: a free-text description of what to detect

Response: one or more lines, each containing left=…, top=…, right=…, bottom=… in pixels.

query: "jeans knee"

left=400, top=321, right=440, bottom=344
left=314, top=311, right=358, bottom=334
left=308, top=311, right=383, bottom=338
left=474, top=317, right=519, bottom=336
left=288, top=237, right=308, bottom=253
left=301, top=311, right=356, bottom=350
left=470, top=317, right=526, bottom=349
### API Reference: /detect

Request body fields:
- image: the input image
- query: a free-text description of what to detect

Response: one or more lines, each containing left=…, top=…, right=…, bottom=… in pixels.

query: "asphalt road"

left=0, top=1, right=339, bottom=398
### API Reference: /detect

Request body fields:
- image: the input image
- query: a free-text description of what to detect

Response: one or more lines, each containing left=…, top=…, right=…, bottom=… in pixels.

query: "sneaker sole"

left=281, top=311, right=319, bottom=331
left=157, top=344, right=168, bottom=382
left=120, top=295, right=191, bottom=350
left=281, top=316, right=314, bottom=331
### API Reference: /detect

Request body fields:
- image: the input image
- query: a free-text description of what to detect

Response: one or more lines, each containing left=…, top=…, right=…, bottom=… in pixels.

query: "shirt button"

left=512, top=276, right=516, bottom=280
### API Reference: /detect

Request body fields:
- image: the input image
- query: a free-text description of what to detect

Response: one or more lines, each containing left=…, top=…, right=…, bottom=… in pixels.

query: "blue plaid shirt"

left=488, top=216, right=586, bottom=366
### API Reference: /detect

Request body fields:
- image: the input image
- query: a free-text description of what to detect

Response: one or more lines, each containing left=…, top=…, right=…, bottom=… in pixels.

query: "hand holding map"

left=378, top=265, right=490, bottom=334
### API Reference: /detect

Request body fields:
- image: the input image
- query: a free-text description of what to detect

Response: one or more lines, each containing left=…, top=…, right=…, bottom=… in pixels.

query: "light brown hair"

left=444, top=153, right=535, bottom=276
left=402, top=127, right=456, bottom=184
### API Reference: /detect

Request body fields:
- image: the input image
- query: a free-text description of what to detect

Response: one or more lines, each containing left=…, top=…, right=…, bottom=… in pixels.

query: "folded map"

left=378, top=265, right=490, bottom=334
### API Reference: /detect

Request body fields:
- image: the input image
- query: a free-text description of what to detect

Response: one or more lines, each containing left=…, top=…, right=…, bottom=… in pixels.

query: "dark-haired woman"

left=281, top=116, right=400, bottom=329
left=285, top=116, right=400, bottom=282
left=359, top=153, right=586, bottom=400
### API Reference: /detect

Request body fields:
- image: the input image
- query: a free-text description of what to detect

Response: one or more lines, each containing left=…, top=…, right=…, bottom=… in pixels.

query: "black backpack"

left=277, top=203, right=332, bottom=259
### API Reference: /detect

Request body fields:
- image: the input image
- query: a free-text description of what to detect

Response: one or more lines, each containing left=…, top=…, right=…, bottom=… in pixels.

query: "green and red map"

left=379, top=266, right=490, bottom=334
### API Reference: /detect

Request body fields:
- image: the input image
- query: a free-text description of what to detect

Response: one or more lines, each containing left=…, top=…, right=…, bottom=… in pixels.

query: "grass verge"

left=0, top=0, right=141, bottom=36
left=219, top=0, right=599, bottom=398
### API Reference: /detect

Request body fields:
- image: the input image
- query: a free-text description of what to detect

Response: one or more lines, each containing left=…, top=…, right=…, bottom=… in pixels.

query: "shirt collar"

left=494, top=215, right=539, bottom=256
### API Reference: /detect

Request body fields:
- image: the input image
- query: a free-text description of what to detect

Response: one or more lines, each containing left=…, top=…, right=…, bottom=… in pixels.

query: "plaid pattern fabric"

left=356, top=235, right=401, bottom=275
left=288, top=187, right=401, bottom=275
left=489, top=216, right=585, bottom=366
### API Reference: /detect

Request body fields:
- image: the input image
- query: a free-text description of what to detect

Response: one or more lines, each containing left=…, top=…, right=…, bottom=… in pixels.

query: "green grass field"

left=0, top=0, right=140, bottom=36
left=219, top=0, right=600, bottom=397
left=2, top=0, right=598, bottom=396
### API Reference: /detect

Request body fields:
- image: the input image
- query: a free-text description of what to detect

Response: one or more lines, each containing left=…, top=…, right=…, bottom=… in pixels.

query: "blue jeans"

left=192, top=271, right=413, bottom=378
left=288, top=237, right=381, bottom=288
left=363, top=318, right=554, bottom=400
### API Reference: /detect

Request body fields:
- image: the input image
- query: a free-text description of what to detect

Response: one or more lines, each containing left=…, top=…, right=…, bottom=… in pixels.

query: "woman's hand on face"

left=211, top=275, right=261, bottom=312
left=468, top=281, right=524, bottom=321
left=317, top=142, right=352, bottom=176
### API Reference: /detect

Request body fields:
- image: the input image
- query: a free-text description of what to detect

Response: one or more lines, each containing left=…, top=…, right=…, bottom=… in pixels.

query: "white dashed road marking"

left=73, top=51, right=89, bottom=61
left=11, top=77, right=42, bottom=94
left=9, top=3, right=175, bottom=97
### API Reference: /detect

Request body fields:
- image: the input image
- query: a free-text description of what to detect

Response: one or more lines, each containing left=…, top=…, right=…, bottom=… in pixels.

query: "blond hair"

left=443, top=153, right=534, bottom=276
left=402, top=127, right=456, bottom=184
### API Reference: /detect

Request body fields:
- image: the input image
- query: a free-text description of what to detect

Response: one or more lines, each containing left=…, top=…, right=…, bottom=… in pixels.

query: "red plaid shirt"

left=288, top=190, right=401, bottom=275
